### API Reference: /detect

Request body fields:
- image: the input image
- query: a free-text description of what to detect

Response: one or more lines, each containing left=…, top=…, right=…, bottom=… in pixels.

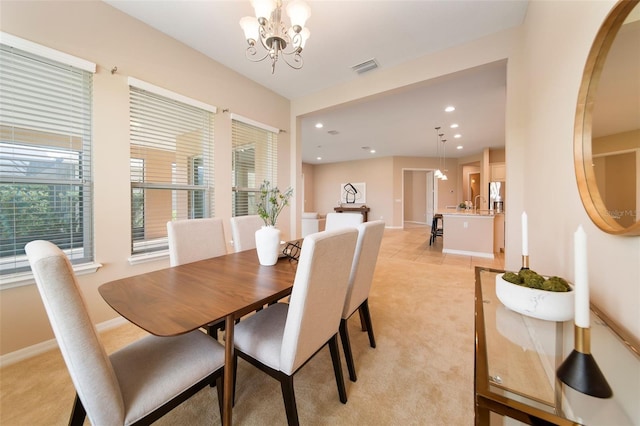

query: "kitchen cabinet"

left=440, top=211, right=496, bottom=258
left=490, top=163, right=505, bottom=182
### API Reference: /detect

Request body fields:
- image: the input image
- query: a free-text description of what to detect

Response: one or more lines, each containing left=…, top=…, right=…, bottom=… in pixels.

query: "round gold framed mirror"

left=574, top=0, right=640, bottom=235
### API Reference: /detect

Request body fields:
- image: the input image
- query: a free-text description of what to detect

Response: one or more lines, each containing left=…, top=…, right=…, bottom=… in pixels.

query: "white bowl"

left=495, top=273, right=574, bottom=322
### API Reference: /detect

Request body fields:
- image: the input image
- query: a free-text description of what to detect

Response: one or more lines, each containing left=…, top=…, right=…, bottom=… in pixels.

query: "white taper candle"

left=574, top=225, right=590, bottom=328
left=521, top=212, right=528, bottom=256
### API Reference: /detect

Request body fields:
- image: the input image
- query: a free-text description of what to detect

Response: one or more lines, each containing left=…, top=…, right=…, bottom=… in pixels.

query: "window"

left=0, top=40, right=94, bottom=276
left=129, top=79, right=215, bottom=255
left=231, top=115, right=279, bottom=217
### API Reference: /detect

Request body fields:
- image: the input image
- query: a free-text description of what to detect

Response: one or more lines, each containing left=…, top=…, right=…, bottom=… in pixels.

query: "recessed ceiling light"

left=315, top=123, right=323, bottom=129
left=316, top=156, right=322, bottom=160
left=450, top=123, right=459, bottom=128
left=370, top=149, right=376, bottom=154
left=454, top=134, right=461, bottom=138
left=456, top=145, right=463, bottom=150
left=445, top=106, right=455, bottom=112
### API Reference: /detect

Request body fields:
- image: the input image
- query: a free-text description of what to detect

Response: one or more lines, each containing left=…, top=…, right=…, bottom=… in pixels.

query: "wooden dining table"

left=99, top=249, right=298, bottom=426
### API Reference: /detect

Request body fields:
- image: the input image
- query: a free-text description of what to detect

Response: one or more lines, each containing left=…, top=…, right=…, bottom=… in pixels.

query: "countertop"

left=438, top=209, right=502, bottom=217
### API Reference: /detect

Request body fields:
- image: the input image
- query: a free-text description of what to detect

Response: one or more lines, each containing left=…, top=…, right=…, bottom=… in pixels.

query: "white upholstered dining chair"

left=339, top=220, right=385, bottom=382
left=167, top=217, right=228, bottom=334
left=229, top=214, right=264, bottom=252
left=232, top=228, right=358, bottom=426
left=25, top=240, right=226, bottom=426
left=166, top=217, right=227, bottom=266
left=324, top=212, right=363, bottom=231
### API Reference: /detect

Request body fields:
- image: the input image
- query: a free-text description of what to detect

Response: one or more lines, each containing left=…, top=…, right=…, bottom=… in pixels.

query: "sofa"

left=301, top=212, right=326, bottom=237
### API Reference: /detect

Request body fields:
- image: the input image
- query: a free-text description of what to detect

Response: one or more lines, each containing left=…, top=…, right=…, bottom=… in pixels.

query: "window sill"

left=128, top=250, right=169, bottom=265
left=0, top=262, right=102, bottom=290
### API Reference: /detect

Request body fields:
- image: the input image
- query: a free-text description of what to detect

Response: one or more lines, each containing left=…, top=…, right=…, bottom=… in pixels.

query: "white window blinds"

left=0, top=42, right=94, bottom=275
left=129, top=83, right=215, bottom=255
left=231, top=116, right=279, bottom=217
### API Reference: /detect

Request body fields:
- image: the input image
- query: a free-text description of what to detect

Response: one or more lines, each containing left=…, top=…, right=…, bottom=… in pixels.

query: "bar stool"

left=429, top=214, right=443, bottom=245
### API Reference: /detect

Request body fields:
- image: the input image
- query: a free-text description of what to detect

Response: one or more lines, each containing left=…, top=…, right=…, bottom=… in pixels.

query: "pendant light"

left=434, top=127, right=443, bottom=178
left=441, top=137, right=448, bottom=181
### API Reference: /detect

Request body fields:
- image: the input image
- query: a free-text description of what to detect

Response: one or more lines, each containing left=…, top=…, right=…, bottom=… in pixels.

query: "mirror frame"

left=574, top=0, right=640, bottom=236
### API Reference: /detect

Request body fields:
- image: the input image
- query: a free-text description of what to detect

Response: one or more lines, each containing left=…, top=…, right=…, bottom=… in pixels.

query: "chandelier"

left=239, top=0, right=311, bottom=73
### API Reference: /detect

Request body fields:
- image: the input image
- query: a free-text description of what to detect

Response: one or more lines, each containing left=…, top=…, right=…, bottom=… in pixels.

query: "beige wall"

left=404, top=170, right=427, bottom=223
left=593, top=152, right=636, bottom=228
left=462, top=165, right=481, bottom=203
left=506, top=0, right=639, bottom=340
left=393, top=156, right=458, bottom=219
left=310, top=157, right=394, bottom=224
left=294, top=1, right=639, bottom=342
left=0, top=0, right=291, bottom=355
left=489, top=148, right=506, bottom=163
left=593, top=129, right=639, bottom=228
left=308, top=155, right=459, bottom=228
left=593, top=129, right=640, bottom=154
left=3, top=0, right=639, bottom=356
left=301, top=162, right=315, bottom=212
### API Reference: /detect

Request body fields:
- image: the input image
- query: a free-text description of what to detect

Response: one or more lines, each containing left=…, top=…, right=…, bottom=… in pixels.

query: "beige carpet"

left=0, top=227, right=503, bottom=425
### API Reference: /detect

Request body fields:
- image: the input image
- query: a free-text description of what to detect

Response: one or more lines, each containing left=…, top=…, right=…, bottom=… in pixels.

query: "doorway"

left=469, top=172, right=480, bottom=205
left=402, top=169, right=436, bottom=227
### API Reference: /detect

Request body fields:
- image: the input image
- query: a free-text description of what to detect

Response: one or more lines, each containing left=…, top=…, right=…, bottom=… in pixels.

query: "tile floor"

left=380, top=222, right=505, bottom=270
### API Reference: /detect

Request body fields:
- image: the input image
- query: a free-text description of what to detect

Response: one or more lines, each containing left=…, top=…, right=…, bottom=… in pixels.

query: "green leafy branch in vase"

left=257, top=180, right=293, bottom=227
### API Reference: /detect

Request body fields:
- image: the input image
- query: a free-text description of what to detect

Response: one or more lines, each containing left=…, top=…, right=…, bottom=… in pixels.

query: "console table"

left=334, top=205, right=370, bottom=222
left=474, top=267, right=639, bottom=425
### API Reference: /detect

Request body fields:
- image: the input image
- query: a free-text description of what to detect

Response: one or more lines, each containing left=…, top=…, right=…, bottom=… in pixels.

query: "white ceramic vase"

left=255, top=225, right=281, bottom=266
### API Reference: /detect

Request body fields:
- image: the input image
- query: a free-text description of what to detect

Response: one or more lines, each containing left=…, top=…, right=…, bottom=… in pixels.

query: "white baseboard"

left=442, top=248, right=495, bottom=259
left=0, top=317, right=127, bottom=368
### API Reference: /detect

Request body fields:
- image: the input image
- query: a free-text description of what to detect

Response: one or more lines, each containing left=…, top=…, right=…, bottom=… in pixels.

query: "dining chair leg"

left=329, top=334, right=348, bottom=403
left=69, top=393, right=86, bottom=426
left=215, top=375, right=224, bottom=420
left=339, top=319, right=358, bottom=382
left=279, top=374, right=299, bottom=426
left=359, top=300, right=376, bottom=348
left=206, top=320, right=224, bottom=338
left=358, top=308, right=368, bottom=331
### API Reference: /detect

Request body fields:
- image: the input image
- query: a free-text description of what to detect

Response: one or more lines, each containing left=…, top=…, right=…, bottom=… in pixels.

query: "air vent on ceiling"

left=327, top=130, right=339, bottom=135
left=351, top=58, right=379, bottom=74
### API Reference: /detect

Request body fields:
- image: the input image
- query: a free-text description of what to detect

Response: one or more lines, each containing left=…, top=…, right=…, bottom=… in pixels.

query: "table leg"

left=475, top=404, right=490, bottom=426
left=223, top=315, right=234, bottom=426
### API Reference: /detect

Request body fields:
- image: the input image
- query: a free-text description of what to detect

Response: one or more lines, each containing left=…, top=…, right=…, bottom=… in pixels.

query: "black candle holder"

left=556, top=325, right=613, bottom=398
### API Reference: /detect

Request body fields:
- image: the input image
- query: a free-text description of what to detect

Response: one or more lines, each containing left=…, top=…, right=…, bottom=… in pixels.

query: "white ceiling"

left=104, top=0, right=529, bottom=163
left=301, top=60, right=508, bottom=164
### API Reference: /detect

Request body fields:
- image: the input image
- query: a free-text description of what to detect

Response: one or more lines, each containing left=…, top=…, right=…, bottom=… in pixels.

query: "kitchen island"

left=439, top=210, right=496, bottom=258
